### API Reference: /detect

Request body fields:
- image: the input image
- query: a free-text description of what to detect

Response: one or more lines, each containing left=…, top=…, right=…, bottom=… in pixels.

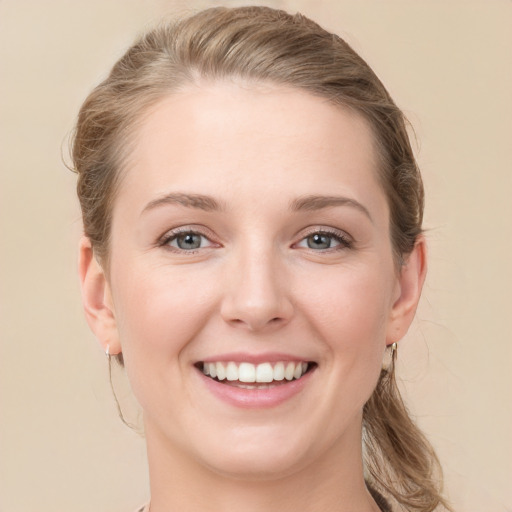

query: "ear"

left=386, top=236, right=427, bottom=345
left=78, top=237, right=121, bottom=355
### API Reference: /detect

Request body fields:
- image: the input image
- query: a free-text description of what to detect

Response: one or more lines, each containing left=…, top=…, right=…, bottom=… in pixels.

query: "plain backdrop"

left=0, top=1, right=511, bottom=511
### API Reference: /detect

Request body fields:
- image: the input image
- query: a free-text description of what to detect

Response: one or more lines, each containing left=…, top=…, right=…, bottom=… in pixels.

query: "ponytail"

left=363, top=365, right=453, bottom=512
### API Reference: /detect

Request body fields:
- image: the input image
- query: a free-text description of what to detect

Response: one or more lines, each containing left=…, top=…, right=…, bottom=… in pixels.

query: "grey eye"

left=173, top=233, right=204, bottom=250
left=306, top=233, right=334, bottom=250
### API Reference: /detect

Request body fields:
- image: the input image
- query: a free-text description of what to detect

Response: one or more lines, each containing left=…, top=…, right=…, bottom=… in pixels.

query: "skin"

left=79, top=81, right=426, bottom=512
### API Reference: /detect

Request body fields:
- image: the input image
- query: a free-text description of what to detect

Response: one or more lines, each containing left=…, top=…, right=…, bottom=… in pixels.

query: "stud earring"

left=382, top=342, right=397, bottom=372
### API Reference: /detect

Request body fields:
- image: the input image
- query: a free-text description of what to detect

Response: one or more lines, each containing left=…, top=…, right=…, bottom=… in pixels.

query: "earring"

left=382, top=342, right=397, bottom=372
left=105, top=344, right=110, bottom=358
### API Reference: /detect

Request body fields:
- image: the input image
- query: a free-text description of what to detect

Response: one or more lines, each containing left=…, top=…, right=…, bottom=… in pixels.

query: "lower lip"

left=197, top=367, right=315, bottom=409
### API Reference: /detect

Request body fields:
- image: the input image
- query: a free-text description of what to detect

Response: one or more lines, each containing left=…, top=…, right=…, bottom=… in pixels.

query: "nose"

left=220, top=248, right=294, bottom=332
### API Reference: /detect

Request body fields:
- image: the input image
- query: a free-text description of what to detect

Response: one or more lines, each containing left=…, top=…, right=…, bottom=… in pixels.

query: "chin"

left=203, top=449, right=308, bottom=482
left=192, top=424, right=318, bottom=481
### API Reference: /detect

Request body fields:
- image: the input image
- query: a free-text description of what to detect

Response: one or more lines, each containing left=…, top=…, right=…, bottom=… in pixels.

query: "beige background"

left=1, top=1, right=510, bottom=511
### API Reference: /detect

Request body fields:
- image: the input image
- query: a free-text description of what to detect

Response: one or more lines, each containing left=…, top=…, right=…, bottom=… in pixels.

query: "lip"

left=200, top=352, right=311, bottom=364
left=195, top=358, right=316, bottom=409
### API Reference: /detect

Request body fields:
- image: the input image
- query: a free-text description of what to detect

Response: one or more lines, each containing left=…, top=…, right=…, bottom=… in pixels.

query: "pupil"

left=178, top=233, right=201, bottom=250
left=308, top=233, right=331, bottom=249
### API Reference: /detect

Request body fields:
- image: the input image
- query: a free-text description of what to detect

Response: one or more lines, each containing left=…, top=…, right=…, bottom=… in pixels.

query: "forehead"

left=116, top=81, right=387, bottom=218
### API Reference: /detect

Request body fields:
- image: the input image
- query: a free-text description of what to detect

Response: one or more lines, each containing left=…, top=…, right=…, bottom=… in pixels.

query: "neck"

left=145, top=416, right=381, bottom=512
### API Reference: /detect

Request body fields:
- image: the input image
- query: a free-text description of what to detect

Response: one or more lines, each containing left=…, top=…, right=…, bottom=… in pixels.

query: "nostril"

left=220, top=271, right=294, bottom=329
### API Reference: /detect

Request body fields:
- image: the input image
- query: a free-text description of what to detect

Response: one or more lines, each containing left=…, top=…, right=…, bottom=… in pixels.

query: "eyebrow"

left=141, top=192, right=372, bottom=222
left=141, top=192, right=224, bottom=215
left=290, top=195, right=373, bottom=222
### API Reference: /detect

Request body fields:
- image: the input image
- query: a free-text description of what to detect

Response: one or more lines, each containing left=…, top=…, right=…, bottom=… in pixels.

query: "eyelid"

left=294, top=226, right=353, bottom=250
left=157, top=225, right=352, bottom=252
left=158, top=225, right=220, bottom=251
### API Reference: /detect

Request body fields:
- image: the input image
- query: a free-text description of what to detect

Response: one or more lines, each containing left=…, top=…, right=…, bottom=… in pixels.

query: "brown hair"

left=71, top=6, right=450, bottom=511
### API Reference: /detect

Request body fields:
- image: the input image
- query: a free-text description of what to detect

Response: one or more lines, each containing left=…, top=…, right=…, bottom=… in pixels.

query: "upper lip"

left=199, top=352, right=315, bottom=364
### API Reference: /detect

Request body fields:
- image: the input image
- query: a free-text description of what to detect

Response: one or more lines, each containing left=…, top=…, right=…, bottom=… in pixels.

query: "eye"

left=296, top=230, right=352, bottom=251
left=161, top=230, right=215, bottom=252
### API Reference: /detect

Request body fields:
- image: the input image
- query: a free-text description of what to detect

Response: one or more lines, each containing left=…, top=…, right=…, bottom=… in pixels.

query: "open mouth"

left=196, top=361, right=316, bottom=389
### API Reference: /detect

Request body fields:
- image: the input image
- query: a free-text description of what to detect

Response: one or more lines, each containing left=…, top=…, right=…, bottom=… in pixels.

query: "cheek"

left=296, top=262, right=394, bottom=370
left=108, top=263, right=225, bottom=426
left=109, top=260, right=219, bottom=381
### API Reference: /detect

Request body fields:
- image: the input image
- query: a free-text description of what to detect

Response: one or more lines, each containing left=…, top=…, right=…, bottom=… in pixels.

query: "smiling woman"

left=71, top=6, right=452, bottom=512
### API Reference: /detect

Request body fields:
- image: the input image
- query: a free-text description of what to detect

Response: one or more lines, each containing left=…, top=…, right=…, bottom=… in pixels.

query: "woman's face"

left=81, top=81, right=424, bottom=479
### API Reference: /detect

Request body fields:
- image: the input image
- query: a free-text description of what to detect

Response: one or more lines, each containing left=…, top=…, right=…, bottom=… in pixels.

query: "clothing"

left=135, top=492, right=392, bottom=512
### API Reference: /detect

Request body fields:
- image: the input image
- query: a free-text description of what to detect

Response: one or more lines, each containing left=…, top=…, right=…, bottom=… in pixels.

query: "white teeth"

left=273, top=362, right=285, bottom=381
left=239, top=362, right=256, bottom=383
left=202, top=361, right=310, bottom=383
left=216, top=362, right=226, bottom=381
left=226, top=362, right=238, bottom=381
left=284, top=362, right=295, bottom=381
left=237, top=383, right=276, bottom=390
left=255, top=363, right=273, bottom=383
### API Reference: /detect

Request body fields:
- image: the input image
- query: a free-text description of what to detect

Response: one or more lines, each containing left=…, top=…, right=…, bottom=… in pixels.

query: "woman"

left=72, top=6, right=452, bottom=512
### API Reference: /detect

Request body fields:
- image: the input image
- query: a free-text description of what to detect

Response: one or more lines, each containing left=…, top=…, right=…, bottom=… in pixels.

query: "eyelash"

left=158, top=227, right=353, bottom=253
left=296, top=228, right=353, bottom=251
left=158, top=227, right=215, bottom=253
